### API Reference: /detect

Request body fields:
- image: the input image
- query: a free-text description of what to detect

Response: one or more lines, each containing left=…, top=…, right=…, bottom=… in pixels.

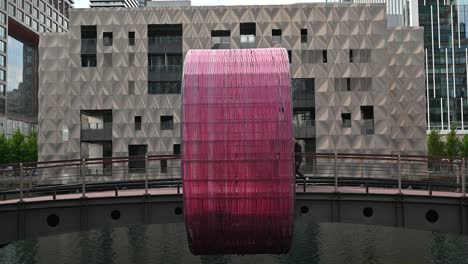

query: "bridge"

left=0, top=153, right=467, bottom=247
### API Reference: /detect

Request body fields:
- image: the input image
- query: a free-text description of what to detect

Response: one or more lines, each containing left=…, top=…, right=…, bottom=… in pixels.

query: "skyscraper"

left=89, top=0, right=138, bottom=8
left=0, top=0, right=72, bottom=137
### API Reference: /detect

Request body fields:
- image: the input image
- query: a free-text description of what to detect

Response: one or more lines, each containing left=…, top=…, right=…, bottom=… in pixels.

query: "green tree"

left=445, top=123, right=460, bottom=157
left=427, top=129, right=445, bottom=157
left=0, top=134, right=8, bottom=164
left=461, top=134, right=468, bottom=157
left=23, top=130, right=37, bottom=163
left=7, top=129, right=25, bottom=163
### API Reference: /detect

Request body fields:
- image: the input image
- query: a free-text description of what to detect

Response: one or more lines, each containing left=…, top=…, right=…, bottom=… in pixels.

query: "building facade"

left=90, top=0, right=138, bottom=8
left=419, top=0, right=468, bottom=133
left=38, top=4, right=426, bottom=166
left=0, top=0, right=72, bottom=137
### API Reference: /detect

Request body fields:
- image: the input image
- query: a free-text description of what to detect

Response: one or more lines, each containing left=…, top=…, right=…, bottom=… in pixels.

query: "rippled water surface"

left=1, top=219, right=468, bottom=264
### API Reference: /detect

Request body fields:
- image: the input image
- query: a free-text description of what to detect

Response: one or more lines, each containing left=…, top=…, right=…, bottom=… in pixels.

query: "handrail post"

left=81, top=158, right=86, bottom=198
left=145, top=155, right=149, bottom=195
left=397, top=155, right=402, bottom=194
left=19, top=163, right=23, bottom=202
left=334, top=152, right=338, bottom=192
left=462, top=158, right=466, bottom=197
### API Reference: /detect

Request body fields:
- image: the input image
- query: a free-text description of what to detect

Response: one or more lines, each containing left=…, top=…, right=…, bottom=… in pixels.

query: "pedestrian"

left=294, top=137, right=307, bottom=180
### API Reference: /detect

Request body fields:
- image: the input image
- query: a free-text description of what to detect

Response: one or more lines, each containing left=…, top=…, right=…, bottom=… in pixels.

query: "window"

left=135, top=116, right=141, bottom=131
left=360, top=106, right=374, bottom=135
left=240, top=22, right=256, bottom=48
left=161, top=160, right=167, bottom=173
left=346, top=78, right=350, bottom=91
left=62, top=125, right=69, bottom=142
left=129, top=31, right=135, bottom=46
left=0, top=40, right=5, bottom=52
left=25, top=2, right=31, bottom=13
left=173, top=144, right=180, bottom=155
left=0, top=26, right=5, bottom=38
left=32, top=20, right=38, bottom=31
left=301, top=28, right=307, bottom=43
left=291, top=78, right=314, bottom=108
left=104, top=53, right=112, bottom=67
left=81, top=54, right=96, bottom=67
left=160, top=116, right=173, bottom=130
left=148, top=81, right=181, bottom=94
left=25, top=15, right=31, bottom=26
left=322, top=50, right=327, bottom=63
left=341, top=113, right=351, bottom=128
left=18, top=0, right=23, bottom=8
left=0, top=54, right=5, bottom=66
left=287, top=50, right=292, bottom=64
left=103, top=32, right=113, bottom=46
left=0, top=83, right=5, bottom=95
left=17, top=10, right=23, bottom=21
left=211, top=30, right=230, bottom=49
left=128, top=81, right=135, bottom=94
left=128, top=145, right=147, bottom=173
left=39, top=13, right=44, bottom=23
left=33, top=8, right=38, bottom=18
left=335, top=78, right=372, bottom=92
left=0, top=0, right=5, bottom=10
left=46, top=17, right=51, bottom=28
left=0, top=98, right=4, bottom=114
left=8, top=3, right=14, bottom=16
left=129, top=53, right=135, bottom=66
left=272, top=29, right=282, bottom=44
left=350, top=49, right=371, bottom=63
left=0, top=69, right=5, bottom=81
left=0, top=12, right=5, bottom=24
left=39, top=25, right=44, bottom=32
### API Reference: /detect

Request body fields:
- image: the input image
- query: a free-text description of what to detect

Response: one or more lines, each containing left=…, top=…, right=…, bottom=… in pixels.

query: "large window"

left=211, top=30, right=230, bottom=49
left=81, top=54, right=96, bottom=67
left=360, top=106, right=374, bottom=135
left=160, top=115, right=173, bottom=130
left=129, top=31, right=135, bottom=46
left=7, top=36, right=37, bottom=120
left=148, top=81, right=181, bottom=94
left=128, top=145, right=147, bottom=173
left=240, top=23, right=256, bottom=48
left=291, top=78, right=314, bottom=108
left=103, top=32, right=113, bottom=46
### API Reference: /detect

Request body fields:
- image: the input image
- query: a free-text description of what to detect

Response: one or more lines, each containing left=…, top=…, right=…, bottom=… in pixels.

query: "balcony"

left=81, top=38, right=97, bottom=54
left=211, top=36, right=230, bottom=49
left=81, top=122, right=112, bottom=142
left=293, top=119, right=315, bottom=138
left=148, top=65, right=182, bottom=81
left=240, top=35, right=256, bottom=49
left=148, top=37, right=182, bottom=53
left=361, top=119, right=374, bottom=135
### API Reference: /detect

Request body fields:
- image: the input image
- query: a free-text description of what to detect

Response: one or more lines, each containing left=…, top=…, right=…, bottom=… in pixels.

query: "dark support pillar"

left=395, top=195, right=405, bottom=228
left=80, top=198, right=88, bottom=231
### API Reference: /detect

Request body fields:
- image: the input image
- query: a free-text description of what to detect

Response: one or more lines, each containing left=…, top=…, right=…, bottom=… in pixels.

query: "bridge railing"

left=0, top=153, right=466, bottom=201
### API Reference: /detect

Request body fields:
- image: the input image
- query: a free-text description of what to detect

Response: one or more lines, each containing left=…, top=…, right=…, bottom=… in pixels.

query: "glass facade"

left=420, top=0, right=468, bottom=131
left=6, top=35, right=37, bottom=121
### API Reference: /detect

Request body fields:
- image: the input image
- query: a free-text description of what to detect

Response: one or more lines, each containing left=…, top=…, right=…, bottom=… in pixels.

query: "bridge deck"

left=0, top=185, right=464, bottom=205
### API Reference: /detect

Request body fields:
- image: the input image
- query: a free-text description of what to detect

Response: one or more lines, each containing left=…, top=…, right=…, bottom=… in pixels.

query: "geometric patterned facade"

left=38, top=4, right=427, bottom=163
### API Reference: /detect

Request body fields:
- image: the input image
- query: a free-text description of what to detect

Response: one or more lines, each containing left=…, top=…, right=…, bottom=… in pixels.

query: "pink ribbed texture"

left=182, top=48, right=294, bottom=255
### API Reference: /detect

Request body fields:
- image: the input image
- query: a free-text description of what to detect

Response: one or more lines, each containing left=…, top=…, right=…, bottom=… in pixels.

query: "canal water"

left=1, top=218, right=468, bottom=264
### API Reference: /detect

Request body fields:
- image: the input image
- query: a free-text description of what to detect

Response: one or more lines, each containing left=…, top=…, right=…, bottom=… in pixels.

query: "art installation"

left=182, top=48, right=294, bottom=255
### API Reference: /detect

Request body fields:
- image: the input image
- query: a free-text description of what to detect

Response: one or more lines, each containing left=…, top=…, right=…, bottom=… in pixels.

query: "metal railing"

left=0, top=153, right=466, bottom=202
left=81, top=122, right=112, bottom=141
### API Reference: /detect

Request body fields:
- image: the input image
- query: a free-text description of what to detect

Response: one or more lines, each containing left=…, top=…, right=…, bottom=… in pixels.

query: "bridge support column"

left=397, top=155, right=402, bottom=194
left=145, top=155, right=149, bottom=195
left=462, top=158, right=466, bottom=197
left=19, top=163, right=23, bottom=202
left=334, top=153, right=338, bottom=193
left=81, top=159, right=86, bottom=198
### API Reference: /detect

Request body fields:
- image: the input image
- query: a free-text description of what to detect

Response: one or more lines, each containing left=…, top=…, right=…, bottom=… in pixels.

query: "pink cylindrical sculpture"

left=182, top=48, right=294, bottom=255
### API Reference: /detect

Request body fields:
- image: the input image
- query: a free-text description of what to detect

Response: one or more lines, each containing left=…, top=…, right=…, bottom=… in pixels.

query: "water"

left=1, top=219, right=468, bottom=264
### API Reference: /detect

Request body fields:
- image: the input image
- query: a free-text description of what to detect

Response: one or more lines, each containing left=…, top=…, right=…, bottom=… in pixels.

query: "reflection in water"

left=1, top=219, right=468, bottom=264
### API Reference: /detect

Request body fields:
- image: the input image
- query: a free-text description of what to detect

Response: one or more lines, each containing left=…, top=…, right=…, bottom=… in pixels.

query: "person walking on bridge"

left=294, top=137, right=306, bottom=180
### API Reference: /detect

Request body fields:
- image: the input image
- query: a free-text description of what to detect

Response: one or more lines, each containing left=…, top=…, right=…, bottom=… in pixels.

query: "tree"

left=7, top=130, right=25, bottom=163
left=23, top=130, right=37, bottom=163
left=427, top=129, right=445, bottom=157
left=461, top=134, right=468, bottom=157
left=0, top=134, right=8, bottom=164
left=445, top=123, right=460, bottom=157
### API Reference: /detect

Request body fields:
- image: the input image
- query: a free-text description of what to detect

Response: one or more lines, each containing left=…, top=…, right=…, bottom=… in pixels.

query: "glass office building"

left=420, top=0, right=468, bottom=131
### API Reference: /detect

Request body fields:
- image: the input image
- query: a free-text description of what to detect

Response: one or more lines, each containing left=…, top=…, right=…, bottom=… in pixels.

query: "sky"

left=74, top=0, right=319, bottom=8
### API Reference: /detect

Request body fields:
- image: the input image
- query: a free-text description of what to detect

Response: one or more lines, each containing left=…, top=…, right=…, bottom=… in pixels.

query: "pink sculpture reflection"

left=182, top=48, right=294, bottom=255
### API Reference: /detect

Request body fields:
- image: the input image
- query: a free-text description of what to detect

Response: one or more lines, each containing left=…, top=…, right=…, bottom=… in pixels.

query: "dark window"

left=161, top=160, right=167, bottom=173
left=0, top=98, right=5, bottom=114
left=103, top=32, right=113, bottom=46
left=81, top=54, right=96, bottom=67
left=346, top=78, right=351, bottom=91
left=272, top=29, right=282, bottom=43
left=129, top=31, right=135, bottom=46
left=211, top=30, right=230, bottom=49
left=148, top=81, right=181, bottom=94
left=240, top=23, right=256, bottom=48
left=291, top=78, right=314, bottom=108
left=301, top=28, right=307, bottom=43
left=128, top=145, right=147, bottom=173
left=287, top=50, right=292, bottom=64
left=349, top=49, right=353, bottom=63
left=341, top=113, right=351, bottom=127
left=240, top=22, right=256, bottom=36
left=361, top=106, right=374, bottom=135
left=322, top=50, right=327, bottom=63
left=135, top=116, right=141, bottom=131
left=161, top=116, right=173, bottom=130
left=173, top=144, right=181, bottom=155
